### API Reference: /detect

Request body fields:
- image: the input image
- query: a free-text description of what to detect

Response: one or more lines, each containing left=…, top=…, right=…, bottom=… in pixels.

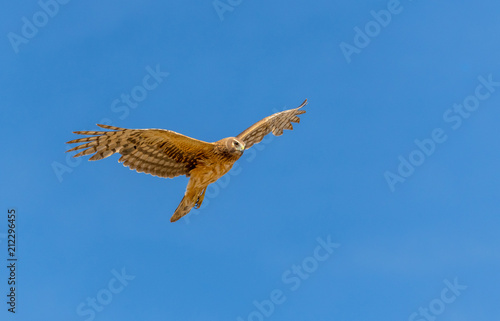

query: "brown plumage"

left=66, top=99, right=307, bottom=222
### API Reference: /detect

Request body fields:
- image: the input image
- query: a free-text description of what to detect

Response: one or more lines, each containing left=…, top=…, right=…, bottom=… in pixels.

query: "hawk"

left=66, top=99, right=307, bottom=222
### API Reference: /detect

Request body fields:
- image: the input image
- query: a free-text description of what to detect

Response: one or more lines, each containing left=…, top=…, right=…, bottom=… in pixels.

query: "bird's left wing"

left=66, top=124, right=214, bottom=178
left=236, top=99, right=307, bottom=149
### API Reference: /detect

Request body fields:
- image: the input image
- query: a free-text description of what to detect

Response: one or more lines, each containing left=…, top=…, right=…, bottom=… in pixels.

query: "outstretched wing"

left=66, top=124, right=214, bottom=178
left=236, top=99, right=307, bottom=149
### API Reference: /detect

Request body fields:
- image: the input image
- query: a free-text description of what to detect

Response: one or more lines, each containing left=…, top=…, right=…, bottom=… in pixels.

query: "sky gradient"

left=1, top=1, right=500, bottom=320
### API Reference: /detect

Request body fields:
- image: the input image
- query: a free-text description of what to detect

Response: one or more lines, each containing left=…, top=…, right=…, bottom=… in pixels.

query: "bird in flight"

left=66, top=99, right=307, bottom=222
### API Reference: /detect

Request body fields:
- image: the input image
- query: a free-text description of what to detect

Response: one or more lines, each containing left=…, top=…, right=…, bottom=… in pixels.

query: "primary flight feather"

left=66, top=99, right=307, bottom=222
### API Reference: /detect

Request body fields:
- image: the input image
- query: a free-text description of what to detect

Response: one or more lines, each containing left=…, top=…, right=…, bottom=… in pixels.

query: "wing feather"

left=236, top=99, right=307, bottom=149
left=66, top=125, right=214, bottom=178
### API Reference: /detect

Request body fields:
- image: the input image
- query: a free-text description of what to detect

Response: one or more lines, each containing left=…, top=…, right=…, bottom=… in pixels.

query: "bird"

left=66, top=99, right=307, bottom=222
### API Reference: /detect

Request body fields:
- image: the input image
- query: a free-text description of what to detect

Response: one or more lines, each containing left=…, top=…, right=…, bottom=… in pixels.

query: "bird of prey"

left=66, top=99, right=307, bottom=222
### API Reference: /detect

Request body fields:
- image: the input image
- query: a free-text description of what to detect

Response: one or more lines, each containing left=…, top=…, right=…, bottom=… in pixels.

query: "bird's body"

left=66, top=99, right=307, bottom=222
left=171, top=139, right=243, bottom=221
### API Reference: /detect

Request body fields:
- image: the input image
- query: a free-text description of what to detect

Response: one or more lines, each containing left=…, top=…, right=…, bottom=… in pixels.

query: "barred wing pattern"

left=66, top=124, right=214, bottom=178
left=236, top=99, right=307, bottom=149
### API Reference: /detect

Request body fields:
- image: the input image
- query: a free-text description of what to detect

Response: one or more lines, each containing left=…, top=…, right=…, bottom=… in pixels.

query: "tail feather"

left=170, top=195, right=194, bottom=222
left=170, top=183, right=207, bottom=222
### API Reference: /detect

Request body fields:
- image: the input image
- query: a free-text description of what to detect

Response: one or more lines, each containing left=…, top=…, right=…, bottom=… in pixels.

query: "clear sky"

left=1, top=1, right=500, bottom=320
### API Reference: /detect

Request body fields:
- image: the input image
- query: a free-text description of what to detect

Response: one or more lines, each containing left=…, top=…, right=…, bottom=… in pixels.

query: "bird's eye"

left=234, top=141, right=239, bottom=145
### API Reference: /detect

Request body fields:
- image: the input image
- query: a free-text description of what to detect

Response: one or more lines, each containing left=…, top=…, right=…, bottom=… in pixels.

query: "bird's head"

left=223, top=137, right=246, bottom=154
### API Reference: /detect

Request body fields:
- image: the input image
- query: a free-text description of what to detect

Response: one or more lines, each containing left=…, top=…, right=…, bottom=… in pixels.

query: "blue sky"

left=1, top=0, right=500, bottom=320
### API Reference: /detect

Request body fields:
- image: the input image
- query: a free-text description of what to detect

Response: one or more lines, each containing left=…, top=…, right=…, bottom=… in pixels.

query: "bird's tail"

left=170, top=186, right=207, bottom=222
left=170, top=195, right=195, bottom=222
left=170, top=176, right=209, bottom=222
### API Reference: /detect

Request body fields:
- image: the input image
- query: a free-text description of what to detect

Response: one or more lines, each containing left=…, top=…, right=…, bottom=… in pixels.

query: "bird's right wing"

left=66, top=124, right=214, bottom=178
left=236, top=99, right=307, bottom=149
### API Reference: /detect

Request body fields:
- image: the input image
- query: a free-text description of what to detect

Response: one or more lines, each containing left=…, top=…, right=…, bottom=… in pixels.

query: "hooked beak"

left=237, top=143, right=245, bottom=152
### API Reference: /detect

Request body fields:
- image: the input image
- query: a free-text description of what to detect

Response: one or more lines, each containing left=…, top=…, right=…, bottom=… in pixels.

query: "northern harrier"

left=66, top=99, right=307, bottom=222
